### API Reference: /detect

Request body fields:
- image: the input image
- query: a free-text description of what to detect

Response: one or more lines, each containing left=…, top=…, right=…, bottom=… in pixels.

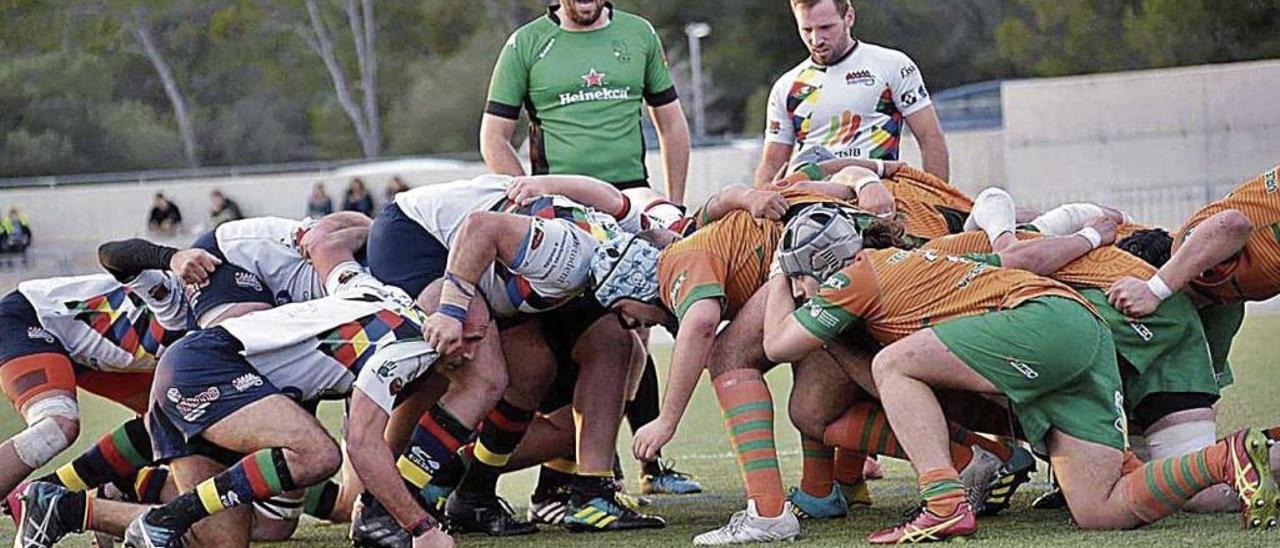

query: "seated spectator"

left=384, top=176, right=411, bottom=203
left=148, top=192, right=183, bottom=236
left=342, top=177, right=375, bottom=216
left=210, top=189, right=244, bottom=227
left=1, top=206, right=31, bottom=253
left=307, top=183, right=334, bottom=217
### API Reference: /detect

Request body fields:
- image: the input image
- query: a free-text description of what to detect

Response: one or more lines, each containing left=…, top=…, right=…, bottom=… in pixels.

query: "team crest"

left=612, top=40, right=632, bottom=63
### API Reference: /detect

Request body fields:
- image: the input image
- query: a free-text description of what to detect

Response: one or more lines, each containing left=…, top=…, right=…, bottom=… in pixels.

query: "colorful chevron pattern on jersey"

left=787, top=66, right=827, bottom=144
left=316, top=309, right=424, bottom=373
left=63, top=287, right=182, bottom=360
left=866, top=87, right=903, bottom=160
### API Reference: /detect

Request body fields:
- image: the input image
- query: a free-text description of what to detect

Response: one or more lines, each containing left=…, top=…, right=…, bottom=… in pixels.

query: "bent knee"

left=787, top=400, right=828, bottom=441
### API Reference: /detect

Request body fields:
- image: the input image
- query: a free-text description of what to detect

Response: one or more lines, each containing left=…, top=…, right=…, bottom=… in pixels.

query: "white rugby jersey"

left=217, top=272, right=435, bottom=411
left=393, top=175, right=625, bottom=317
left=765, top=41, right=931, bottom=166
left=18, top=272, right=188, bottom=372
left=213, top=217, right=324, bottom=305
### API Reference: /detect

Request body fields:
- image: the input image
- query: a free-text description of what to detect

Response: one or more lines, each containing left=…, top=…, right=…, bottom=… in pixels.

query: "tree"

left=299, top=0, right=381, bottom=158
left=124, top=5, right=200, bottom=167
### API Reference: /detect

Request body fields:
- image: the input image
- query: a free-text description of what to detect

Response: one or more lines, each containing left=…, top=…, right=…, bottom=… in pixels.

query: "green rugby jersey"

left=485, top=4, right=677, bottom=188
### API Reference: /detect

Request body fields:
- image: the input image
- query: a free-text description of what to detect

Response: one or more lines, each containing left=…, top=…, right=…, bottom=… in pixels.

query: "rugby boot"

left=692, top=500, right=800, bottom=545
left=1032, top=488, right=1068, bottom=510
left=867, top=501, right=977, bottom=544
left=1224, top=428, right=1280, bottom=529
left=641, top=460, right=703, bottom=495
left=350, top=491, right=413, bottom=548
left=123, top=508, right=185, bottom=548
left=563, top=477, right=665, bottom=532
left=959, top=445, right=1003, bottom=513
left=839, top=479, right=873, bottom=507
left=12, top=482, right=86, bottom=548
left=443, top=491, right=537, bottom=536
left=788, top=483, right=848, bottom=520
left=3, top=480, right=30, bottom=524
left=979, top=445, right=1036, bottom=516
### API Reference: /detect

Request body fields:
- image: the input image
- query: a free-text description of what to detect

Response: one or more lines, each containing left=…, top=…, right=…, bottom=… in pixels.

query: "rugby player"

left=14, top=232, right=489, bottom=548
left=761, top=205, right=1279, bottom=542
left=0, top=265, right=189, bottom=513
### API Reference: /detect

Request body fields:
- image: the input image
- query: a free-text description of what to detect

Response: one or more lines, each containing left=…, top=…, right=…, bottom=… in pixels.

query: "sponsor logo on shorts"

left=26, top=326, right=55, bottom=344
left=1007, top=359, right=1039, bottom=380
left=167, top=386, right=221, bottom=423
left=1128, top=322, right=1154, bottom=342
left=235, top=272, right=264, bottom=292
left=845, top=70, right=875, bottom=87
left=530, top=226, right=545, bottom=251
left=231, top=373, right=264, bottom=392
left=1113, top=391, right=1128, bottom=436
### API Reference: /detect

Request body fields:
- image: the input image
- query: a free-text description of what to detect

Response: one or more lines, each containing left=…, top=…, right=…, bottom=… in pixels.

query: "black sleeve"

left=98, top=239, right=180, bottom=282
left=644, top=86, right=679, bottom=107
left=485, top=100, right=521, bottom=120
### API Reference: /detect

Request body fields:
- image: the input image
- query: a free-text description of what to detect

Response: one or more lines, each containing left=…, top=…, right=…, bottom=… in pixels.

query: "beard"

left=562, top=0, right=606, bottom=26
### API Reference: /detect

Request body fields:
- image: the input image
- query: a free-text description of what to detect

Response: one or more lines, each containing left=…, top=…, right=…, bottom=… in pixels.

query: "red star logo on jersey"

left=581, top=68, right=606, bottom=87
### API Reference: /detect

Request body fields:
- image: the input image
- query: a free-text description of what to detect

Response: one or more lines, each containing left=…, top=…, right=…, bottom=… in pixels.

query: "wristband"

left=797, top=162, right=824, bottom=182
left=1146, top=275, right=1174, bottom=301
left=613, top=193, right=632, bottom=221
left=407, top=515, right=434, bottom=536
left=853, top=176, right=880, bottom=195
left=1074, top=227, right=1103, bottom=249
left=871, top=159, right=885, bottom=177
left=439, top=273, right=475, bottom=322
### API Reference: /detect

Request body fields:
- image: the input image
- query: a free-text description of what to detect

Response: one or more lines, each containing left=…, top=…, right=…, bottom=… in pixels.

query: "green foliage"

left=0, top=0, right=1277, bottom=177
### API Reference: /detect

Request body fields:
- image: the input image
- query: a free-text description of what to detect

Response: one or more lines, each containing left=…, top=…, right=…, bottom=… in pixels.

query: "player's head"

left=590, top=229, right=677, bottom=330
left=778, top=203, right=864, bottom=295
left=790, top=0, right=855, bottom=65
left=1117, top=228, right=1174, bottom=268
left=559, top=0, right=607, bottom=26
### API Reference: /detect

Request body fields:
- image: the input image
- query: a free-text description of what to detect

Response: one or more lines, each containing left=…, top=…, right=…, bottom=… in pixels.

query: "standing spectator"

left=384, top=176, right=410, bottom=203
left=148, top=192, right=182, bottom=236
left=342, top=177, right=374, bottom=216
left=306, top=182, right=334, bottom=217
left=1, top=206, right=31, bottom=252
left=754, top=0, right=950, bottom=186
left=209, top=190, right=243, bottom=227
left=481, top=0, right=690, bottom=203
left=474, top=0, right=692, bottom=536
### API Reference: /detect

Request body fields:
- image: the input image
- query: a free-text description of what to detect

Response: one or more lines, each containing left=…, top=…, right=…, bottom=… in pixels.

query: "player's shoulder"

left=611, top=9, right=660, bottom=35
left=506, top=16, right=557, bottom=50
left=857, top=41, right=916, bottom=64
left=216, top=216, right=299, bottom=240
left=772, top=58, right=814, bottom=88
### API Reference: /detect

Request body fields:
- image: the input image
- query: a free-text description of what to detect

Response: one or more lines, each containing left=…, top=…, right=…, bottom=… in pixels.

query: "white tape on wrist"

left=1146, top=275, right=1174, bottom=300
left=871, top=159, right=885, bottom=178
left=1075, top=227, right=1103, bottom=249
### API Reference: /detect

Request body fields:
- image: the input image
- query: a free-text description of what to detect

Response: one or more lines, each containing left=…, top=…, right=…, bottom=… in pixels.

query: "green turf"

left=3, top=314, right=1280, bottom=546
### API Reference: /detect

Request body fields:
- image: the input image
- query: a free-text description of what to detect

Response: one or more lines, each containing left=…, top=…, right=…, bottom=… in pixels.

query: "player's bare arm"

left=753, top=142, right=794, bottom=188
left=423, top=212, right=527, bottom=355
left=1109, top=209, right=1254, bottom=316
left=479, top=113, right=526, bottom=177
left=703, top=185, right=789, bottom=222
left=761, top=275, right=825, bottom=363
left=505, top=175, right=625, bottom=214
left=650, top=99, right=691, bottom=205
left=632, top=298, right=720, bottom=461
left=996, top=218, right=1118, bottom=275
left=904, top=105, right=950, bottom=181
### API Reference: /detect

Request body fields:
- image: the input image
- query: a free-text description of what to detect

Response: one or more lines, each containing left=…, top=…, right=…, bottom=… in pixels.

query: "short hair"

left=1117, top=229, right=1174, bottom=268
left=791, top=0, right=851, bottom=16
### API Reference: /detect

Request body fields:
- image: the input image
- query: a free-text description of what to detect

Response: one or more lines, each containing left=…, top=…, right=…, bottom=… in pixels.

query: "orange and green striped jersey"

left=764, top=165, right=971, bottom=241
left=923, top=231, right=1156, bottom=290
left=794, top=247, right=1090, bottom=345
left=1175, top=166, right=1280, bottom=303
left=658, top=189, right=842, bottom=321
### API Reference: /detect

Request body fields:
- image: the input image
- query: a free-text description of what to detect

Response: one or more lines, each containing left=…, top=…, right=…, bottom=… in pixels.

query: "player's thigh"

left=708, top=290, right=771, bottom=376
left=872, top=329, right=999, bottom=394
left=789, top=349, right=861, bottom=438
left=201, top=394, right=333, bottom=458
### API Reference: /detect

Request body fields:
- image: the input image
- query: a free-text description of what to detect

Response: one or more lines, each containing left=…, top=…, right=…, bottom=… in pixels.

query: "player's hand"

left=506, top=177, right=552, bottom=206
left=412, top=527, right=454, bottom=548
left=1085, top=215, right=1119, bottom=247
left=633, top=417, right=677, bottom=462
left=169, top=249, right=221, bottom=286
left=1106, top=276, right=1162, bottom=317
left=423, top=313, right=464, bottom=356
left=856, top=181, right=895, bottom=217
left=744, top=190, right=788, bottom=221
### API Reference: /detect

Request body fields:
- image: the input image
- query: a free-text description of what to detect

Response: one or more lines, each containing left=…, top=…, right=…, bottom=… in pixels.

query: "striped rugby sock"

left=152, top=448, right=297, bottom=531
left=714, top=369, right=785, bottom=517
left=41, top=417, right=152, bottom=491
left=457, top=399, right=533, bottom=495
left=800, top=438, right=835, bottom=497
left=1121, top=441, right=1227, bottom=523
left=919, top=468, right=965, bottom=516
left=397, top=404, right=474, bottom=490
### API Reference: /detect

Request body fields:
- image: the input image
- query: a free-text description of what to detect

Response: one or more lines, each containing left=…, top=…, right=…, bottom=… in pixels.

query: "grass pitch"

left=3, top=314, right=1279, bottom=547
